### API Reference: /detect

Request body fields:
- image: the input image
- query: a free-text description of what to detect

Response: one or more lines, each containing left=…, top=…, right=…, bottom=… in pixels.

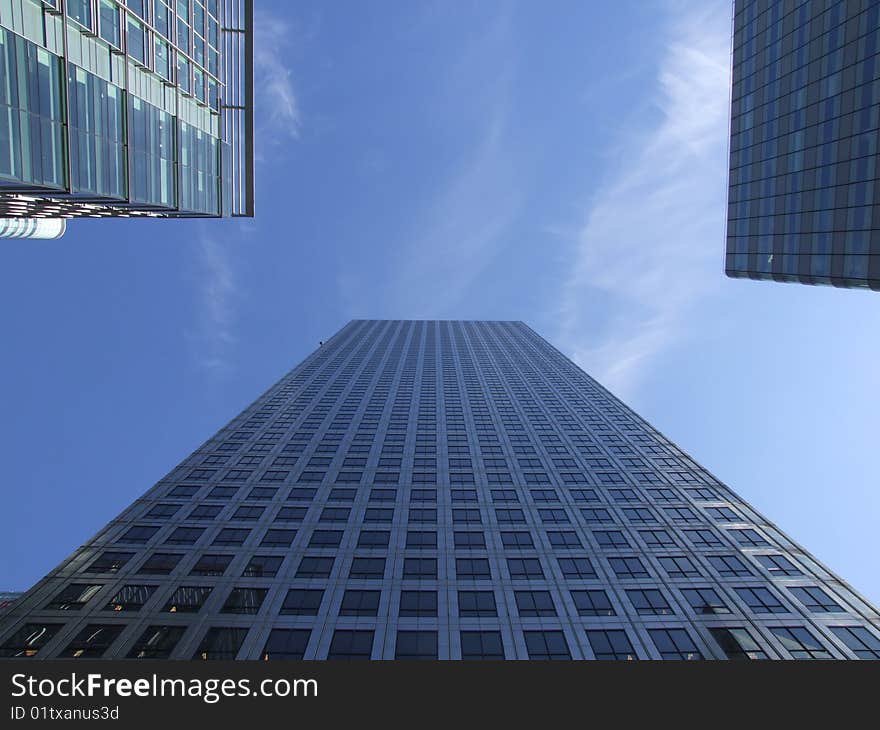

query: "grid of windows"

left=0, top=320, right=876, bottom=659
left=727, top=0, right=880, bottom=290
left=0, top=0, right=252, bottom=219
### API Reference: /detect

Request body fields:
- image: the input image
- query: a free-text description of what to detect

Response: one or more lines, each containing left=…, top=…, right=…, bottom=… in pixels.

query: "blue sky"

left=1, top=0, right=878, bottom=605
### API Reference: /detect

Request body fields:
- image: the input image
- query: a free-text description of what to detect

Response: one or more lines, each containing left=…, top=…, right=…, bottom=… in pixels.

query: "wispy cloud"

left=364, top=4, right=522, bottom=316
left=556, top=0, right=732, bottom=398
left=187, top=9, right=303, bottom=371
left=188, top=229, right=240, bottom=373
left=253, top=8, right=301, bottom=151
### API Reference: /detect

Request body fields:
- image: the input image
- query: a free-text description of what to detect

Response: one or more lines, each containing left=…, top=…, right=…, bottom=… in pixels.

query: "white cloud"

left=253, top=9, right=301, bottom=149
left=557, top=0, right=732, bottom=398
left=188, top=229, right=239, bottom=373
left=374, top=6, right=522, bottom=317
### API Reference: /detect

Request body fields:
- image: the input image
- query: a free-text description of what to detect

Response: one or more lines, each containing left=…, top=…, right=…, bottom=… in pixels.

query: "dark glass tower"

left=0, top=0, right=253, bottom=234
left=726, top=0, right=880, bottom=290
left=1, top=320, right=878, bottom=660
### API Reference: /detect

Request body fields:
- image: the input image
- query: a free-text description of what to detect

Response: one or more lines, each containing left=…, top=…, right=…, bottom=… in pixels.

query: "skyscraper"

left=726, top=0, right=880, bottom=290
left=1, top=320, right=878, bottom=660
left=0, top=0, right=253, bottom=236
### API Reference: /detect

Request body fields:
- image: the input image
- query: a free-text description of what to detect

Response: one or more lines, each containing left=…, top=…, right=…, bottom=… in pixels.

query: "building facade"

left=726, top=0, right=880, bottom=289
left=0, top=0, right=253, bottom=228
left=1, top=320, right=878, bottom=660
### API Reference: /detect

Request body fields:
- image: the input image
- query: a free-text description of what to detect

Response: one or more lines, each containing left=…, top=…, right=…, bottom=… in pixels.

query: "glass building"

left=726, top=0, right=880, bottom=290
left=1, top=320, right=878, bottom=660
left=0, top=0, right=252, bottom=228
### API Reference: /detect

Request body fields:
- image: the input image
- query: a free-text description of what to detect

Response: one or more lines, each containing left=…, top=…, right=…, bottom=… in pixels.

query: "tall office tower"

left=726, top=0, right=880, bottom=289
left=2, top=320, right=879, bottom=660
left=0, top=0, right=253, bottom=237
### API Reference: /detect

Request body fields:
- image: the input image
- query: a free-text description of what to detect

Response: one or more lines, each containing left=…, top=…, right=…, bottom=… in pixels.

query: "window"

left=328, top=630, right=374, bottom=660
left=608, top=557, right=649, bottom=579
left=409, top=508, right=437, bottom=524
left=458, top=591, right=497, bottom=617
left=188, top=505, right=223, bottom=521
left=247, top=487, right=278, bottom=500
left=0, top=624, right=63, bottom=658
left=261, top=529, right=296, bottom=547
left=709, top=627, right=768, bottom=660
left=192, top=628, right=249, bottom=660
left=340, top=590, right=381, bottom=617
left=649, top=628, right=702, bottom=660
left=165, top=527, right=205, bottom=545
left=501, top=531, right=534, bottom=549
left=735, top=587, right=788, bottom=614
left=399, top=590, right=437, bottom=617
left=581, top=508, right=614, bottom=524
left=830, top=626, right=880, bottom=660
left=263, top=629, right=310, bottom=660
left=276, top=506, right=307, bottom=523
left=233, top=506, right=265, bottom=522
left=684, top=529, right=723, bottom=548
left=405, top=531, right=436, bottom=549
left=558, top=556, right=596, bottom=579
left=456, top=558, right=491, bottom=579
left=104, top=585, right=156, bottom=612
left=454, top=531, right=486, bottom=549
left=571, top=590, right=615, bottom=616
left=461, top=631, right=505, bottom=660
left=594, top=531, right=629, bottom=548
left=786, top=586, right=843, bottom=614
left=729, top=528, right=770, bottom=547
left=59, top=625, right=124, bottom=658
left=146, top=503, right=181, bottom=519
left=137, top=553, right=182, bottom=575
left=68, top=0, right=92, bottom=28
left=242, top=555, right=282, bottom=578
left=507, top=557, right=544, bottom=579
left=280, top=589, right=323, bottom=616
left=403, top=557, right=437, bottom=579
left=118, top=526, right=159, bottom=544
left=349, top=557, right=385, bottom=579
left=515, top=590, right=557, bottom=617
left=395, top=631, right=438, bottom=660
left=626, top=589, right=673, bottom=615
left=523, top=631, right=571, bottom=660
left=707, top=554, right=751, bottom=577
left=706, top=506, right=741, bottom=521
left=296, top=556, right=334, bottom=579
left=681, top=588, right=729, bottom=615
left=548, top=531, right=582, bottom=548
left=659, top=556, right=700, bottom=577
left=164, top=586, right=212, bottom=613
left=586, top=629, right=636, bottom=660
left=623, top=507, right=658, bottom=524
left=44, top=584, right=102, bottom=610
left=221, top=588, right=267, bottom=615
left=452, top=508, right=481, bottom=524
left=126, top=625, right=186, bottom=659
left=213, top=528, right=250, bottom=546
left=770, top=626, right=831, bottom=659
left=539, top=508, right=569, bottom=524
left=127, top=16, right=147, bottom=65
left=357, top=530, right=389, bottom=548
left=169, top=485, right=201, bottom=498
left=754, top=554, right=802, bottom=577
left=364, top=508, right=393, bottom=523
left=639, top=529, right=676, bottom=548
left=308, top=530, right=342, bottom=548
